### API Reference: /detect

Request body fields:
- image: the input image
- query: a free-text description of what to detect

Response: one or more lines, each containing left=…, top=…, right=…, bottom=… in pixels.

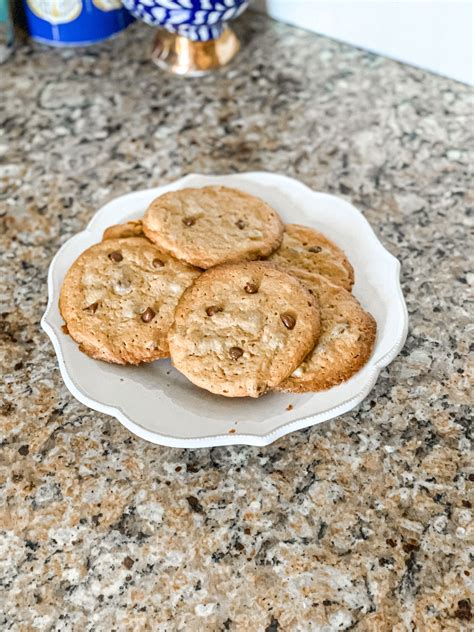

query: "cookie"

left=143, top=186, right=284, bottom=268
left=168, top=262, right=321, bottom=398
left=268, top=224, right=354, bottom=291
left=60, top=237, right=200, bottom=365
left=277, top=272, right=376, bottom=393
left=102, top=219, right=144, bottom=241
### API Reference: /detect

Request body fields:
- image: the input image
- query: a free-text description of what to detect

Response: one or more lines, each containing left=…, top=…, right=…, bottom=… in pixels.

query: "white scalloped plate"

left=41, top=172, right=408, bottom=448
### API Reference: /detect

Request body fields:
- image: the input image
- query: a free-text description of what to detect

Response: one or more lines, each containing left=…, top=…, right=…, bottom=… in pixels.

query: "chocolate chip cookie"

left=143, top=186, right=284, bottom=268
left=60, top=237, right=200, bottom=365
left=102, top=219, right=144, bottom=241
left=168, top=262, right=320, bottom=398
left=268, top=224, right=354, bottom=291
left=277, top=272, right=376, bottom=392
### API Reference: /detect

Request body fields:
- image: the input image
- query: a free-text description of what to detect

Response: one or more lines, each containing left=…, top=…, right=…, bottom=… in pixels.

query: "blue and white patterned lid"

left=122, top=0, right=249, bottom=41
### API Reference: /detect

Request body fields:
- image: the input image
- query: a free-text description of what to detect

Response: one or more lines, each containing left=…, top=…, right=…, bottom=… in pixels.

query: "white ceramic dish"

left=41, top=172, right=408, bottom=448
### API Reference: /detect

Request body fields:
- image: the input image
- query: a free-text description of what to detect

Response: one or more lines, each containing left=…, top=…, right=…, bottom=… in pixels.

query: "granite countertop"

left=0, top=13, right=472, bottom=631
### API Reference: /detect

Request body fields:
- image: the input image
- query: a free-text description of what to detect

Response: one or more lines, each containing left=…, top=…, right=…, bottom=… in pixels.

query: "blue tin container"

left=23, top=0, right=134, bottom=46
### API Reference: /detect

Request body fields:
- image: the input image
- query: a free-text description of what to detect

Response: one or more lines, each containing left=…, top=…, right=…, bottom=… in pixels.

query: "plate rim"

left=41, top=172, right=408, bottom=448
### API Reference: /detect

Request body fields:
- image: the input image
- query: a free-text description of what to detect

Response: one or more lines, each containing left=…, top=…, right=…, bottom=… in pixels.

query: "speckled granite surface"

left=1, top=13, right=473, bottom=631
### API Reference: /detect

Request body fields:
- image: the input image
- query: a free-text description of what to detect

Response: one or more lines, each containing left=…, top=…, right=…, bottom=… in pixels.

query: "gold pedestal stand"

left=151, top=28, right=240, bottom=76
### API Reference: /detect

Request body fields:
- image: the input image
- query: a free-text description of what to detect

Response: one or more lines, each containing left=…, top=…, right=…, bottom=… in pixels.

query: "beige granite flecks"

left=0, top=12, right=473, bottom=632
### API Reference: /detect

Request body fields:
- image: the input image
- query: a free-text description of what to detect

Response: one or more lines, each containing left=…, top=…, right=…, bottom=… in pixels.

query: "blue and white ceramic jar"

left=122, top=0, right=249, bottom=42
left=122, top=0, right=249, bottom=74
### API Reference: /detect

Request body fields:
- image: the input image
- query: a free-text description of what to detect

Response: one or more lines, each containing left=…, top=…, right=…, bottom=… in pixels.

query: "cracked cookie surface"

left=168, top=262, right=320, bottom=397
left=268, top=224, right=354, bottom=291
left=102, top=219, right=144, bottom=241
left=277, top=272, right=376, bottom=392
left=60, top=237, right=200, bottom=364
left=143, top=186, right=284, bottom=268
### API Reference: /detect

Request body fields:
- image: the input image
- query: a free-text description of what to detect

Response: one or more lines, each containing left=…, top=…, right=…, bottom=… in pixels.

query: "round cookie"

left=143, top=186, right=284, bottom=268
left=102, top=219, right=144, bottom=241
left=277, top=272, right=376, bottom=393
left=268, top=224, right=354, bottom=291
left=168, top=262, right=321, bottom=398
left=60, top=237, right=201, bottom=365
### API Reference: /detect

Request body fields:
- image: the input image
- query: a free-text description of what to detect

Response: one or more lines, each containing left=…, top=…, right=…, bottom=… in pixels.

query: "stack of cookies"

left=60, top=186, right=376, bottom=398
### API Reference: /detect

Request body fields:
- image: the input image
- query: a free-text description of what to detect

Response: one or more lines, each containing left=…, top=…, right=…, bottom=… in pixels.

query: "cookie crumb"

left=286, top=404, right=293, bottom=411
left=228, top=428, right=236, bottom=434
left=61, top=324, right=69, bottom=335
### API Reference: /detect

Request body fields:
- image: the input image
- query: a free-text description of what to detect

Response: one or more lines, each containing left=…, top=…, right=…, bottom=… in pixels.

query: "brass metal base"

left=151, top=28, right=240, bottom=76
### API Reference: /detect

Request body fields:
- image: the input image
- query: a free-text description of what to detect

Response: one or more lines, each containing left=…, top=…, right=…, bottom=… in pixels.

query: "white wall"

left=254, top=0, right=473, bottom=85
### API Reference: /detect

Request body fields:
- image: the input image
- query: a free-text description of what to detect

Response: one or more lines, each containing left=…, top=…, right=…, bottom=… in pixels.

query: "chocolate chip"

left=236, top=219, right=245, bottom=230
left=308, top=246, right=322, bottom=253
left=84, top=302, right=99, bottom=313
left=244, top=282, right=258, bottom=294
left=280, top=313, right=296, bottom=329
left=108, top=251, right=123, bottom=262
left=183, top=217, right=195, bottom=226
left=206, top=306, right=223, bottom=317
left=229, top=346, right=243, bottom=360
left=18, top=445, right=29, bottom=456
left=141, top=308, right=155, bottom=323
left=152, top=258, right=164, bottom=268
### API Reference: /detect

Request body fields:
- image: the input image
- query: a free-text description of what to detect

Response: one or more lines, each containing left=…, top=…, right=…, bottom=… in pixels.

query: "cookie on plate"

left=268, top=224, right=354, bottom=291
left=143, top=186, right=284, bottom=268
left=102, top=219, right=144, bottom=241
left=168, top=262, right=320, bottom=398
left=60, top=237, right=200, bottom=365
left=277, top=272, right=376, bottom=393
